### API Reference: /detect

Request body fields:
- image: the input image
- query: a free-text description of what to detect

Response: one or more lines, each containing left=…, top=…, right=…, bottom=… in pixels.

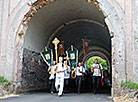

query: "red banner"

left=83, top=39, right=90, bottom=55
left=58, top=41, right=64, bottom=56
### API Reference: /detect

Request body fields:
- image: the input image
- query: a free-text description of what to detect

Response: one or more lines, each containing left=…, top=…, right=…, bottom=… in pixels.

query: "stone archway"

left=5, top=0, right=126, bottom=96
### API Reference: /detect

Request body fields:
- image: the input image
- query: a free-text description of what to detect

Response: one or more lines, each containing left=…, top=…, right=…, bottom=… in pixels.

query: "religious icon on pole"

left=66, top=45, right=78, bottom=79
left=40, top=47, right=53, bottom=67
left=83, top=39, right=90, bottom=55
left=70, top=53, right=75, bottom=60
left=52, top=37, right=60, bottom=63
left=66, top=45, right=78, bottom=68
left=58, top=41, right=64, bottom=56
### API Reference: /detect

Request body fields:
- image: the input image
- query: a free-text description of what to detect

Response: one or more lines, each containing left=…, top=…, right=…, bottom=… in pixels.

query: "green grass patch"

left=121, top=82, right=138, bottom=89
left=0, top=76, right=10, bottom=84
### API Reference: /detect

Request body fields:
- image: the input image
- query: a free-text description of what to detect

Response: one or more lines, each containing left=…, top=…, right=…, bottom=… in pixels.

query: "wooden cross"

left=52, top=38, right=60, bottom=63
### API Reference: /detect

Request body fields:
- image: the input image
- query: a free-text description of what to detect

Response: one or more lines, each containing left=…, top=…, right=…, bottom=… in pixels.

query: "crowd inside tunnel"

left=21, top=0, right=112, bottom=94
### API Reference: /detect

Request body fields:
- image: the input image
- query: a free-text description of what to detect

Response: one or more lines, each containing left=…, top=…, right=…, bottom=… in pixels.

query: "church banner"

left=40, top=48, right=53, bottom=67
left=83, top=39, right=90, bottom=55
left=66, top=46, right=78, bottom=68
left=58, top=41, right=65, bottom=56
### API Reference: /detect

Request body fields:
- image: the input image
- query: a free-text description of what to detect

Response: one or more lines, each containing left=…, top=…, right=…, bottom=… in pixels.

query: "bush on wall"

left=0, top=76, right=10, bottom=84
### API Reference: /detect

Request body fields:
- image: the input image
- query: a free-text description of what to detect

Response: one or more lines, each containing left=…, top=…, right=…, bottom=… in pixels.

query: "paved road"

left=0, top=92, right=113, bottom=102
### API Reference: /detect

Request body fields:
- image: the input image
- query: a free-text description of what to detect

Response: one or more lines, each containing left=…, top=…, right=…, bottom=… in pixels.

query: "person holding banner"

left=91, top=59, right=104, bottom=94
left=55, top=57, right=67, bottom=97
left=75, top=62, right=85, bottom=94
left=48, top=61, right=56, bottom=94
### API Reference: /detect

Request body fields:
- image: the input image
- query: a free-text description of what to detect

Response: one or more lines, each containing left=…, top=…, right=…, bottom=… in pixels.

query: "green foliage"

left=0, top=76, right=10, bottom=84
left=87, top=56, right=108, bottom=71
left=121, top=82, right=138, bottom=89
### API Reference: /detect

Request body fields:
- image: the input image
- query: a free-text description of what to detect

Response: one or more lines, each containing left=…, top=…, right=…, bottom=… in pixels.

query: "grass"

left=121, top=82, right=138, bottom=89
left=0, top=76, right=10, bottom=84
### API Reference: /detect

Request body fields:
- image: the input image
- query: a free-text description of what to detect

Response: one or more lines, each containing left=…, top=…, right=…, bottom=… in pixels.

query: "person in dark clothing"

left=87, top=68, right=93, bottom=92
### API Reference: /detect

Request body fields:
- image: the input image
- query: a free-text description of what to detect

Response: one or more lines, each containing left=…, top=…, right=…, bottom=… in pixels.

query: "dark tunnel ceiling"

left=50, top=21, right=111, bottom=52
left=24, top=0, right=111, bottom=53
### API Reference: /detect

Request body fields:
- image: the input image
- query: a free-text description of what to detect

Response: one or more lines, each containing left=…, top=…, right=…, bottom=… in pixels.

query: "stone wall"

left=114, top=87, right=138, bottom=102
left=132, top=0, right=138, bottom=83
left=0, top=83, right=12, bottom=96
left=19, top=48, right=49, bottom=92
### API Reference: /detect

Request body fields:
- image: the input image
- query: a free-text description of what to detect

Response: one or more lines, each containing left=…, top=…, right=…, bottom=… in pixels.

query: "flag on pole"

left=83, top=39, right=90, bottom=55
left=40, top=48, right=53, bottom=67
left=66, top=45, right=78, bottom=68
left=58, top=41, right=64, bottom=56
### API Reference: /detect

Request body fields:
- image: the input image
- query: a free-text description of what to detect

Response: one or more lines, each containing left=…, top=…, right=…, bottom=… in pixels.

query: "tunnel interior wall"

left=20, top=48, right=49, bottom=92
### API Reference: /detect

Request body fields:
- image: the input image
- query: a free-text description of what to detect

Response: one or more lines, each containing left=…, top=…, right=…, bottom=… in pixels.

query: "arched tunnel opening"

left=22, top=0, right=111, bottom=94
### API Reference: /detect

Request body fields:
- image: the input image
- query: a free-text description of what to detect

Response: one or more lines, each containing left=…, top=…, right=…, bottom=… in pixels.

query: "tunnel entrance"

left=21, top=0, right=111, bottom=94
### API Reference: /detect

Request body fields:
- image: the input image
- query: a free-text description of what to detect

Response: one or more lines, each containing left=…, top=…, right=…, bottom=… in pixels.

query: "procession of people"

left=47, top=57, right=105, bottom=97
left=40, top=38, right=110, bottom=97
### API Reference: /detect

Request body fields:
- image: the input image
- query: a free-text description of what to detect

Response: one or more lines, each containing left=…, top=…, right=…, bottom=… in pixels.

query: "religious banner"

left=66, top=45, right=78, bottom=68
left=40, top=48, right=53, bottom=67
left=83, top=39, right=90, bottom=55
left=58, top=41, right=64, bottom=56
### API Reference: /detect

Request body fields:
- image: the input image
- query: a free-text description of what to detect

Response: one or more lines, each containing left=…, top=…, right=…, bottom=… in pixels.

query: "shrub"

left=0, top=76, right=10, bottom=84
left=121, top=82, right=138, bottom=89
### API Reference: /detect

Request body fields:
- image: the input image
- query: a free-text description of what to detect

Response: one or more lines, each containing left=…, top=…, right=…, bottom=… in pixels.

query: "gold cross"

left=52, top=38, right=60, bottom=63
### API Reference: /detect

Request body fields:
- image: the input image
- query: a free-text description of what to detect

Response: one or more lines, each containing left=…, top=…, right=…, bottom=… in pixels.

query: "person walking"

left=91, top=59, right=104, bottom=94
left=55, top=57, right=67, bottom=97
left=75, top=62, right=85, bottom=94
left=48, top=61, right=56, bottom=94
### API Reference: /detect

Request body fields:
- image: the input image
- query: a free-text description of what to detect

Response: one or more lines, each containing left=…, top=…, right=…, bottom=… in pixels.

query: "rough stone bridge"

left=0, top=0, right=138, bottom=99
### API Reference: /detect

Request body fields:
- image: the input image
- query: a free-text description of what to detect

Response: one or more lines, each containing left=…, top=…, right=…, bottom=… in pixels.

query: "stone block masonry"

left=0, top=83, right=13, bottom=96
left=19, top=48, right=49, bottom=92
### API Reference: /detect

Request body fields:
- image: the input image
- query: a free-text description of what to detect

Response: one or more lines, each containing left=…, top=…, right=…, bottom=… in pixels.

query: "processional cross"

left=52, top=38, right=60, bottom=63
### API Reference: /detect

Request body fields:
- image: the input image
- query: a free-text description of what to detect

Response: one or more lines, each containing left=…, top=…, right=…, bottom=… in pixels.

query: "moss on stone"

left=121, top=82, right=138, bottom=89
